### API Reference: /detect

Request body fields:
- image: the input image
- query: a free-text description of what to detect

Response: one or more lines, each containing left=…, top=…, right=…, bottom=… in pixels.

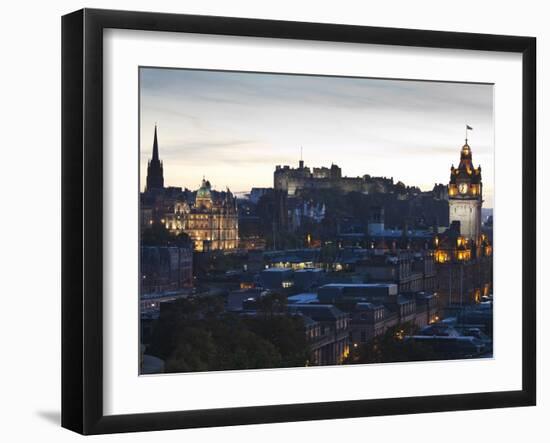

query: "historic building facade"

left=141, top=126, right=239, bottom=252
left=140, top=246, right=193, bottom=293
left=164, top=178, right=239, bottom=252
left=434, top=221, right=492, bottom=305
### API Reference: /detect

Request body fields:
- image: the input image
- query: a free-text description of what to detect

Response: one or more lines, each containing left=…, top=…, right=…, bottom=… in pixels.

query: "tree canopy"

left=141, top=223, right=192, bottom=247
left=345, top=322, right=438, bottom=364
left=147, top=295, right=311, bottom=373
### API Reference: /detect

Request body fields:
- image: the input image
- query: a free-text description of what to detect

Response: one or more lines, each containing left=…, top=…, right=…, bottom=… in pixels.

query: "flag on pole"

left=465, top=125, right=473, bottom=143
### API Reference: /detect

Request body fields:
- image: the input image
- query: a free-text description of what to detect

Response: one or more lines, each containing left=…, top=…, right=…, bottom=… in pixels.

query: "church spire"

left=152, top=123, right=160, bottom=162
left=145, top=124, right=164, bottom=192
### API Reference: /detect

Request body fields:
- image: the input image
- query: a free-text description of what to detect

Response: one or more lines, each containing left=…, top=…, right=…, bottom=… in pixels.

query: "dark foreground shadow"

left=36, top=410, right=61, bottom=426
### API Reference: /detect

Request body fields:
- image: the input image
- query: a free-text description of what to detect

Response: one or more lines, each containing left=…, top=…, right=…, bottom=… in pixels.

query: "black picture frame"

left=62, top=8, right=536, bottom=435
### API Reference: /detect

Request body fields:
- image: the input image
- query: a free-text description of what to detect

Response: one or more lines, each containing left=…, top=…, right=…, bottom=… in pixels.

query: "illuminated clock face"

left=458, top=183, right=469, bottom=194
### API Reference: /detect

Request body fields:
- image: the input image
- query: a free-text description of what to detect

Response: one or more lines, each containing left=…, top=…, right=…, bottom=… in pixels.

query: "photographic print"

left=139, top=68, right=494, bottom=375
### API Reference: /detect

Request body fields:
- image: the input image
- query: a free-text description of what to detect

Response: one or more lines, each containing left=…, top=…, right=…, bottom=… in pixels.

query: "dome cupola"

left=195, top=177, right=213, bottom=208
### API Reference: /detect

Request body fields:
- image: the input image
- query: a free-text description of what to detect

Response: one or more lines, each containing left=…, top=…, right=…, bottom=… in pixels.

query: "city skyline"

left=139, top=67, right=494, bottom=374
left=139, top=67, right=494, bottom=207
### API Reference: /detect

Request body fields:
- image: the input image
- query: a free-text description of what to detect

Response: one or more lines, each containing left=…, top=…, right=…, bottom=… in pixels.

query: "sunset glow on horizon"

left=139, top=68, right=494, bottom=207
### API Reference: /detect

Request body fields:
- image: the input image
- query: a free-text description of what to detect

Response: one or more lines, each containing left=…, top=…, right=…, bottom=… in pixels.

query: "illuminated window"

left=435, top=251, right=448, bottom=263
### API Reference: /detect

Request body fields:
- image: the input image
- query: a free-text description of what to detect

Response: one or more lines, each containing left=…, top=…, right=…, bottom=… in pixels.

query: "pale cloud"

left=140, top=68, right=494, bottom=207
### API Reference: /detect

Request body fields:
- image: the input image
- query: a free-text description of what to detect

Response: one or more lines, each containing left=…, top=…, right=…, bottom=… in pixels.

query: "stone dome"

left=196, top=178, right=211, bottom=199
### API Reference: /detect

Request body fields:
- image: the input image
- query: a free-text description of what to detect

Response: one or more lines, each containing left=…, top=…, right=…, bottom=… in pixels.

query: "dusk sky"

left=139, top=68, right=494, bottom=208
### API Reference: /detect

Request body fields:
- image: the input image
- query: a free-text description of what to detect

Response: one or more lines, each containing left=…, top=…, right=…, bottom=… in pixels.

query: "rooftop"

left=289, top=304, right=347, bottom=321
left=287, top=293, right=319, bottom=304
left=355, top=302, right=384, bottom=311
left=321, top=283, right=398, bottom=289
left=262, top=268, right=293, bottom=273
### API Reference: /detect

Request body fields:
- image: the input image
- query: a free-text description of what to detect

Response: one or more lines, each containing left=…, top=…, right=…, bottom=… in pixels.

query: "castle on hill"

left=274, top=158, right=417, bottom=197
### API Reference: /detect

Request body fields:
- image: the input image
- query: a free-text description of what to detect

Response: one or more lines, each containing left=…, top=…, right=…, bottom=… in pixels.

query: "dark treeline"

left=147, top=295, right=310, bottom=373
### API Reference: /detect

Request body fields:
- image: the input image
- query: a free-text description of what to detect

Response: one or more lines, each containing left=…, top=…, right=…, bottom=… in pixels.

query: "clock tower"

left=448, top=137, right=482, bottom=244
